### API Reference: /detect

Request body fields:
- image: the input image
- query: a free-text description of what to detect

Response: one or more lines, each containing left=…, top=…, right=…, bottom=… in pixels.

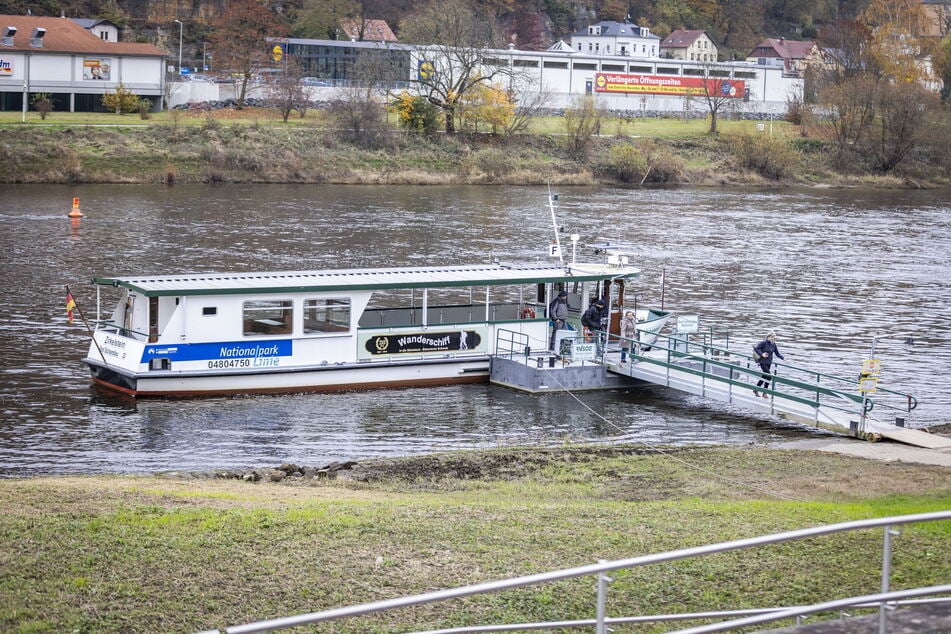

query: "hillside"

left=0, top=0, right=871, bottom=63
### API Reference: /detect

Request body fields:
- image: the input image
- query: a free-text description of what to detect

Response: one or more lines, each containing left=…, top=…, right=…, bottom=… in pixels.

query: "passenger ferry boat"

left=82, top=255, right=660, bottom=397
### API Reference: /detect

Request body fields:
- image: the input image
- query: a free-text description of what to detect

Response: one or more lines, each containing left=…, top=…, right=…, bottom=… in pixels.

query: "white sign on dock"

left=572, top=341, right=596, bottom=361
left=676, top=314, right=699, bottom=334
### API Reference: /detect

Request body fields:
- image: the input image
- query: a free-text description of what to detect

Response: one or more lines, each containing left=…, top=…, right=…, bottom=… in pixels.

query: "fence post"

left=596, top=560, right=612, bottom=634
left=879, top=525, right=900, bottom=634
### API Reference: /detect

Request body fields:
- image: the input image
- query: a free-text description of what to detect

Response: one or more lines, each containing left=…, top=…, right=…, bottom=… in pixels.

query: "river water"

left=1, top=184, right=948, bottom=477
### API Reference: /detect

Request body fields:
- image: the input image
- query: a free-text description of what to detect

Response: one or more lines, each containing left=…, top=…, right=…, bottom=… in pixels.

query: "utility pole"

left=174, top=20, right=183, bottom=74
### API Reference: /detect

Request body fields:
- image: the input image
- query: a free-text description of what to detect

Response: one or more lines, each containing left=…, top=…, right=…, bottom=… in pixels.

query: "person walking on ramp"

left=753, top=332, right=784, bottom=398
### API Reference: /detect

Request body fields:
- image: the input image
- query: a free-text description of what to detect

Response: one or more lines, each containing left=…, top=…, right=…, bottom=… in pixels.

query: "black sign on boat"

left=365, top=331, right=481, bottom=355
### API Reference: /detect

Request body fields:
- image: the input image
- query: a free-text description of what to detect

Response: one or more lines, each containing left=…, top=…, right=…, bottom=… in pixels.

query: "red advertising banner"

left=594, top=73, right=745, bottom=97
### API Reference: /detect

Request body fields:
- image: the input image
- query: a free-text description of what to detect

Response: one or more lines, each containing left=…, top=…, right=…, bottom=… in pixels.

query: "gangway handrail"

left=612, top=336, right=870, bottom=418
left=628, top=329, right=915, bottom=404
left=604, top=329, right=917, bottom=419
left=205, top=511, right=951, bottom=634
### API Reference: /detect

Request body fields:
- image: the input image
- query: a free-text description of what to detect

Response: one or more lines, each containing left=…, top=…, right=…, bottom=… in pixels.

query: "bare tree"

left=502, top=83, right=553, bottom=136
left=692, top=60, right=744, bottom=134
left=208, top=0, right=290, bottom=109
left=563, top=94, right=605, bottom=159
left=866, top=82, right=936, bottom=172
left=268, top=57, right=309, bottom=122
left=329, top=51, right=396, bottom=147
left=399, top=0, right=509, bottom=134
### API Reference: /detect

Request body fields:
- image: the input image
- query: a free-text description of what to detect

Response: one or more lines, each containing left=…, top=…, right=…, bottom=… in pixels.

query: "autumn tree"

left=209, top=0, right=290, bottom=108
left=812, top=0, right=940, bottom=172
left=399, top=0, right=509, bottom=134
left=459, top=81, right=515, bottom=133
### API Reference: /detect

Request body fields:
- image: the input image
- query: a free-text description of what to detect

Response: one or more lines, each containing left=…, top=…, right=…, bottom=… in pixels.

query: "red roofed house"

left=0, top=14, right=166, bottom=112
left=338, top=19, right=397, bottom=42
left=660, top=29, right=719, bottom=62
left=746, top=37, right=819, bottom=76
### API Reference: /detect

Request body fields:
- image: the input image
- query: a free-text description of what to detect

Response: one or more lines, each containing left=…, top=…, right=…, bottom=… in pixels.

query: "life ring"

left=520, top=307, right=536, bottom=319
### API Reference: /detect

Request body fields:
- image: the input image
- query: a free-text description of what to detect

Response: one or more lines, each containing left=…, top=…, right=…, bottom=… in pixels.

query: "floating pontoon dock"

left=490, top=329, right=950, bottom=451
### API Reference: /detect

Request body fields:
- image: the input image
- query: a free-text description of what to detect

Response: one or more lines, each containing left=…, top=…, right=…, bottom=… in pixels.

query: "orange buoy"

left=68, top=197, right=84, bottom=218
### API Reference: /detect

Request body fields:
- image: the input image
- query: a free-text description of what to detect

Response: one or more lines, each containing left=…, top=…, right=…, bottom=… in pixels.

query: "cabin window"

left=243, top=300, right=293, bottom=336
left=203, top=307, right=217, bottom=316
left=303, top=298, right=351, bottom=334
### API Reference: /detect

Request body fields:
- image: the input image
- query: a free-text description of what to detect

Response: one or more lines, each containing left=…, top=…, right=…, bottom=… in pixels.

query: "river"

left=1, top=184, right=948, bottom=477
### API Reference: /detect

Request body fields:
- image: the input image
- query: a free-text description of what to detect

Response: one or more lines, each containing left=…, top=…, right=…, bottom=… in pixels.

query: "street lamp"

left=769, top=104, right=777, bottom=137
left=173, top=19, right=183, bottom=74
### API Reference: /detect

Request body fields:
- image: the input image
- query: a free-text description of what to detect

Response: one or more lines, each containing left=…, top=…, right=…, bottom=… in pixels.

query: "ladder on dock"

left=604, top=330, right=948, bottom=450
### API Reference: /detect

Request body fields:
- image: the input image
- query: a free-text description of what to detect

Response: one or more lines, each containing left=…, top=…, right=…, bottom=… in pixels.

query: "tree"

left=329, top=51, right=394, bottom=147
left=208, top=0, right=290, bottom=109
left=390, top=92, right=442, bottom=134
left=459, top=81, right=515, bottom=133
left=563, top=94, right=604, bottom=158
left=31, top=93, right=53, bottom=120
left=267, top=57, right=309, bottom=122
left=934, top=35, right=951, bottom=102
left=501, top=83, right=553, bottom=136
left=399, top=0, right=509, bottom=134
left=693, top=60, right=743, bottom=134
left=865, top=82, right=936, bottom=172
left=102, top=83, right=142, bottom=114
left=812, top=0, right=940, bottom=172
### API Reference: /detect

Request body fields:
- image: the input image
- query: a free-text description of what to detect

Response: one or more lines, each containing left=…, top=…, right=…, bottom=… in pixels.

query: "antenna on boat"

left=547, top=184, right=564, bottom=268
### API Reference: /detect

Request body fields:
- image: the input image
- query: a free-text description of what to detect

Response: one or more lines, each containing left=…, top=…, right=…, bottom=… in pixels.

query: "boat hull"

left=86, top=356, right=492, bottom=397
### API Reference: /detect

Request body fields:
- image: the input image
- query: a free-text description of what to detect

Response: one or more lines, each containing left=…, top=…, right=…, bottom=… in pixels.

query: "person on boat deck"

left=582, top=299, right=608, bottom=353
left=549, top=290, right=569, bottom=350
left=753, top=332, right=784, bottom=398
left=619, top=310, right=637, bottom=363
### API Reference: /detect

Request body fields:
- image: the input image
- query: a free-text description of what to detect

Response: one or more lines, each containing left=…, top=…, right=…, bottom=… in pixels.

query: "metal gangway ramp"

left=603, top=330, right=949, bottom=450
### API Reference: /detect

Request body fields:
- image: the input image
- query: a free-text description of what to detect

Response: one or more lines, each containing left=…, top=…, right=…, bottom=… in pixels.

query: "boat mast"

left=547, top=185, right=564, bottom=269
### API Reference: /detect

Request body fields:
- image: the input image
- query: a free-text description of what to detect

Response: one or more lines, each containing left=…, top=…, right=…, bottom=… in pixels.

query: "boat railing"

left=91, top=320, right=151, bottom=340
left=494, top=328, right=532, bottom=359
left=201, top=511, right=951, bottom=634
left=603, top=329, right=917, bottom=425
left=359, top=302, right=543, bottom=329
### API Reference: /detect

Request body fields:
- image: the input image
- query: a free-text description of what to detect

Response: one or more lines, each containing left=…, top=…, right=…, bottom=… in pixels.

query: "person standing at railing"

left=619, top=310, right=637, bottom=364
left=753, top=332, right=784, bottom=398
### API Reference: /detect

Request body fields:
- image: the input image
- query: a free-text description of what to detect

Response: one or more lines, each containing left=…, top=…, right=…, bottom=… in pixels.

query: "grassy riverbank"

left=1, top=445, right=948, bottom=633
left=2, top=109, right=947, bottom=187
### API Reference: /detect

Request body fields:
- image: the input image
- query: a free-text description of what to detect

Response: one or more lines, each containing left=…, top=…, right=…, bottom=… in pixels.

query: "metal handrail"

left=410, top=595, right=951, bottom=634
left=208, top=511, right=951, bottom=634
left=607, top=330, right=916, bottom=420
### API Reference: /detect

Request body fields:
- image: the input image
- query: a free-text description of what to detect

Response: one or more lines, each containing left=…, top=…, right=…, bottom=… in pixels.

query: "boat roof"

left=92, top=262, right=641, bottom=297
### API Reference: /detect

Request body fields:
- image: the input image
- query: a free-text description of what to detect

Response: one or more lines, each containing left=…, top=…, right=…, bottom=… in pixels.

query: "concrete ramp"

left=868, top=424, right=951, bottom=451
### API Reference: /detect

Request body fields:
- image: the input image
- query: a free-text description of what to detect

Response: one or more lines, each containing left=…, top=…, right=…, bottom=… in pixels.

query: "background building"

left=660, top=30, right=719, bottom=62
left=568, top=20, right=660, bottom=58
left=0, top=14, right=165, bottom=112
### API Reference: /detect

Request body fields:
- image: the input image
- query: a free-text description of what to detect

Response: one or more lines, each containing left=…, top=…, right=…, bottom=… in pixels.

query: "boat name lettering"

left=397, top=335, right=451, bottom=348
left=104, top=336, right=126, bottom=349
left=219, top=344, right=281, bottom=358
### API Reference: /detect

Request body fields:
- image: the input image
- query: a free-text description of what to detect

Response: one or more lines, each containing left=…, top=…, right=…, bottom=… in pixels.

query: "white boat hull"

left=87, top=355, right=492, bottom=397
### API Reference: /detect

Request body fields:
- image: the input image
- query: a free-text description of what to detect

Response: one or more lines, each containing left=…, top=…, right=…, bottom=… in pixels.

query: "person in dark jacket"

left=753, top=332, right=784, bottom=398
left=548, top=290, right=569, bottom=350
left=581, top=299, right=606, bottom=333
left=581, top=298, right=607, bottom=354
